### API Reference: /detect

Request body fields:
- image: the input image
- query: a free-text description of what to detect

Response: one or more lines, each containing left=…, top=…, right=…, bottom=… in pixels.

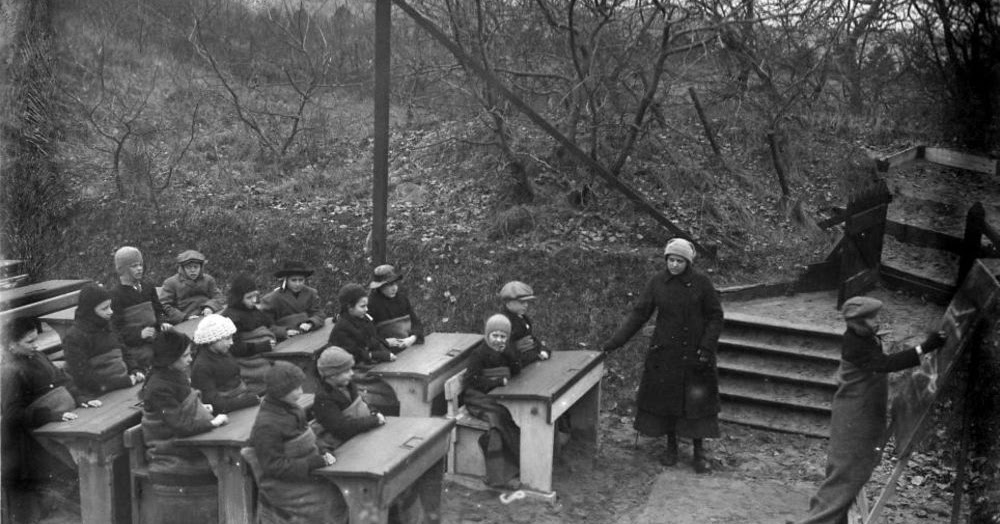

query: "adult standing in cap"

left=109, top=246, right=173, bottom=374
left=159, top=250, right=226, bottom=324
left=794, top=296, right=945, bottom=524
left=261, top=261, right=326, bottom=339
left=601, top=237, right=724, bottom=473
left=367, top=264, right=425, bottom=350
left=499, top=280, right=550, bottom=366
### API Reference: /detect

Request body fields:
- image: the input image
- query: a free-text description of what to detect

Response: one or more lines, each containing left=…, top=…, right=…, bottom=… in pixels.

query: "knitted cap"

left=317, top=346, right=355, bottom=377
left=176, top=250, right=206, bottom=266
left=842, top=296, right=883, bottom=320
left=369, top=264, right=402, bottom=290
left=663, top=238, right=696, bottom=263
left=266, top=361, right=304, bottom=399
left=499, top=281, right=535, bottom=301
left=484, top=314, right=511, bottom=337
left=76, top=283, right=112, bottom=320
left=193, top=314, right=237, bottom=345
left=228, top=273, right=259, bottom=306
left=152, top=331, right=191, bottom=367
left=114, top=246, right=143, bottom=274
left=338, top=283, right=368, bottom=312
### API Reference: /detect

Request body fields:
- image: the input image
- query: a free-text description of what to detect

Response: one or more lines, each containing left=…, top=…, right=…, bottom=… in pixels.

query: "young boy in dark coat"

left=109, top=246, right=172, bottom=373
left=261, top=261, right=326, bottom=340
left=190, top=314, right=260, bottom=414
left=313, top=345, right=385, bottom=450
left=221, top=273, right=278, bottom=395
left=367, top=264, right=424, bottom=350
left=64, top=283, right=145, bottom=398
left=159, top=250, right=226, bottom=324
left=498, top=280, right=550, bottom=366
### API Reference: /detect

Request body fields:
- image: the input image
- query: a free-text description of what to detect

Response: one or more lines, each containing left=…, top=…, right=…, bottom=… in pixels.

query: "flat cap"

left=842, top=296, right=883, bottom=319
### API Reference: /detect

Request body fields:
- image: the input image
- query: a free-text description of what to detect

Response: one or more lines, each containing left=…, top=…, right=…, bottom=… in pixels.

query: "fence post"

left=957, top=203, right=985, bottom=286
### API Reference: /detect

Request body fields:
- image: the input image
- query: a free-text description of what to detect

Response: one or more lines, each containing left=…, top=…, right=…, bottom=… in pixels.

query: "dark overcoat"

left=604, top=267, right=724, bottom=418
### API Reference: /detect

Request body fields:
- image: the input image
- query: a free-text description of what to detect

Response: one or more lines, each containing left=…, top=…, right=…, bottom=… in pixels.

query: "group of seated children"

left=1, top=242, right=554, bottom=522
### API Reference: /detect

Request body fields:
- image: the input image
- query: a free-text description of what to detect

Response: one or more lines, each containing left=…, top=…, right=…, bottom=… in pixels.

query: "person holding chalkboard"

left=793, top=296, right=945, bottom=524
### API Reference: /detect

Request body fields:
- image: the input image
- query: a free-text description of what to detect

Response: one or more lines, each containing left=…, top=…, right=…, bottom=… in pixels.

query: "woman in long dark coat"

left=602, top=238, right=724, bottom=473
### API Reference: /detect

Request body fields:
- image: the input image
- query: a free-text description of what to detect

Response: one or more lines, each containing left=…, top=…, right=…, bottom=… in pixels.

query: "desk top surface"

left=172, top=394, right=314, bottom=448
left=0, top=279, right=90, bottom=310
left=34, top=384, right=143, bottom=439
left=39, top=306, right=75, bottom=323
left=264, top=318, right=334, bottom=357
left=171, top=317, right=202, bottom=339
left=489, top=350, right=604, bottom=402
left=314, top=416, right=454, bottom=480
left=368, top=332, right=481, bottom=379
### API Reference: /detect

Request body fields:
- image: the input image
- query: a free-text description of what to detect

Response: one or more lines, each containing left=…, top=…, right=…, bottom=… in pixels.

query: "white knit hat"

left=663, top=238, right=696, bottom=263
left=193, top=314, right=237, bottom=345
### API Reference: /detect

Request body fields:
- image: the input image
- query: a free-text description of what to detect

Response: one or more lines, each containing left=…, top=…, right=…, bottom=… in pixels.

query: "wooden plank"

left=845, top=204, right=888, bottom=235
left=924, top=147, right=998, bottom=175
left=885, top=220, right=964, bottom=253
left=0, top=290, right=82, bottom=323
left=0, top=279, right=90, bottom=310
left=876, top=146, right=923, bottom=172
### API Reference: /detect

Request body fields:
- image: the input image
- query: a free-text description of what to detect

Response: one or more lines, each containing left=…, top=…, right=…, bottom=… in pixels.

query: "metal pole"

left=372, top=0, right=391, bottom=265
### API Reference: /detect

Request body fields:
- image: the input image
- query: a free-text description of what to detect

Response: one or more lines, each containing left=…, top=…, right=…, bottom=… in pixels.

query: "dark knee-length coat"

left=603, top=266, right=724, bottom=419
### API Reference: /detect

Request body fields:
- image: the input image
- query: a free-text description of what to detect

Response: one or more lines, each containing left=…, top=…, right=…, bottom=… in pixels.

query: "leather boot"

left=659, top=434, right=679, bottom=466
left=692, top=439, right=710, bottom=473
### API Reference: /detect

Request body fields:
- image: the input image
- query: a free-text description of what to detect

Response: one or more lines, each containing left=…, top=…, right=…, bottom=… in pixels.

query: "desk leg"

left=388, top=378, right=432, bottom=417
left=414, top=458, right=446, bottom=524
left=202, top=448, right=254, bottom=524
left=69, top=448, right=129, bottom=524
left=506, top=401, right=555, bottom=493
left=569, top=382, right=602, bottom=451
left=332, top=480, right=389, bottom=524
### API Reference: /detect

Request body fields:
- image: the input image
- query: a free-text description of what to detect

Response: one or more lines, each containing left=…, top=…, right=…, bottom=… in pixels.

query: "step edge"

left=717, top=365, right=838, bottom=388
left=719, top=390, right=831, bottom=414
left=724, top=311, right=844, bottom=337
left=718, top=337, right=841, bottom=363
left=719, top=413, right=829, bottom=438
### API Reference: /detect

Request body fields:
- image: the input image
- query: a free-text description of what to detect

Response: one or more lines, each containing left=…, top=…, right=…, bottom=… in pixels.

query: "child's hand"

left=500, top=377, right=509, bottom=386
left=298, top=322, right=312, bottom=332
left=140, top=327, right=156, bottom=339
left=385, top=338, right=402, bottom=348
left=161, top=323, right=174, bottom=332
left=388, top=353, right=397, bottom=362
left=80, top=400, right=103, bottom=408
left=286, top=329, right=301, bottom=337
left=376, top=413, right=386, bottom=425
left=539, top=350, right=550, bottom=360
left=130, top=371, right=146, bottom=385
left=61, top=412, right=78, bottom=422
left=322, top=452, right=337, bottom=466
left=211, top=414, right=229, bottom=427
left=203, top=403, right=214, bottom=414
left=201, top=307, right=214, bottom=317
left=269, top=339, right=277, bottom=348
left=401, top=335, right=417, bottom=349
left=186, top=314, right=201, bottom=320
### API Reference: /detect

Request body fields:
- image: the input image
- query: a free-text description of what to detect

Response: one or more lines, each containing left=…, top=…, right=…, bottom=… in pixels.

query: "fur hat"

left=338, top=283, right=368, bottom=312
left=193, top=314, right=237, bottom=345
left=176, top=250, right=206, bottom=267
left=663, top=238, right=696, bottom=263
left=266, top=361, right=304, bottom=399
left=228, top=274, right=259, bottom=306
left=842, top=296, right=883, bottom=320
left=484, top=314, right=512, bottom=337
left=369, top=264, right=402, bottom=290
left=114, top=246, right=143, bottom=275
left=317, top=346, right=355, bottom=377
left=274, top=261, right=313, bottom=279
left=75, top=283, right=112, bottom=324
left=499, top=281, right=535, bottom=301
left=152, top=331, right=190, bottom=367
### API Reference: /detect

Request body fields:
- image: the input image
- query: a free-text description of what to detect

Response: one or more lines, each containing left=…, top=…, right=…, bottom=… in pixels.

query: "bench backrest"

left=123, top=424, right=148, bottom=472
left=443, top=368, right=468, bottom=419
left=0, top=290, right=82, bottom=324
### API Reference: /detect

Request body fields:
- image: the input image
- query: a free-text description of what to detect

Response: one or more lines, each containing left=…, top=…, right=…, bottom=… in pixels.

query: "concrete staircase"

left=717, top=312, right=842, bottom=438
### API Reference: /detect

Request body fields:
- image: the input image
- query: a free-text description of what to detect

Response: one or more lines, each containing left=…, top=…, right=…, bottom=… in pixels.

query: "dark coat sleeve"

left=313, top=389, right=380, bottom=442
left=190, top=356, right=257, bottom=414
left=63, top=328, right=132, bottom=395
left=603, top=275, right=657, bottom=351
left=404, top=295, right=425, bottom=344
left=842, top=330, right=920, bottom=373
left=144, top=382, right=215, bottom=437
left=252, top=411, right=325, bottom=480
left=697, top=275, right=724, bottom=354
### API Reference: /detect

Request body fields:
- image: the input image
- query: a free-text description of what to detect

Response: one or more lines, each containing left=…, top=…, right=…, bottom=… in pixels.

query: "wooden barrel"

left=140, top=479, right=218, bottom=524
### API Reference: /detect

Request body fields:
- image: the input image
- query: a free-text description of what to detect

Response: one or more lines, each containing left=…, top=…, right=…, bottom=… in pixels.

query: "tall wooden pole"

left=372, top=0, right=391, bottom=265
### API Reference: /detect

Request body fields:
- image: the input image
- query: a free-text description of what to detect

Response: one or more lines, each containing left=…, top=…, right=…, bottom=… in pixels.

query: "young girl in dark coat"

left=2, top=318, right=98, bottom=523
left=327, top=283, right=395, bottom=365
left=463, top=314, right=523, bottom=489
left=190, top=314, right=260, bottom=414
left=367, top=264, right=424, bottom=350
left=602, top=238, right=724, bottom=473
left=794, top=296, right=945, bottom=524
left=221, top=274, right=278, bottom=395
left=64, top=283, right=145, bottom=398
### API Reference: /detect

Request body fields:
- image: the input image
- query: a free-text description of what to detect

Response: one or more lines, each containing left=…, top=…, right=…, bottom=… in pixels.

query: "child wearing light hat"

left=190, top=314, right=260, bottom=414
left=261, top=261, right=326, bottom=339
left=159, top=250, right=226, bottom=324
left=498, top=280, right=549, bottom=366
left=462, top=314, right=523, bottom=489
left=109, top=246, right=173, bottom=373
left=794, top=296, right=946, bottom=524
left=312, top=346, right=385, bottom=451
left=367, top=264, right=425, bottom=350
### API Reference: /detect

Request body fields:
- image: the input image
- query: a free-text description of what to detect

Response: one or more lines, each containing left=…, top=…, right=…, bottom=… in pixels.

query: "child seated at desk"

left=191, top=314, right=260, bottom=414
left=110, top=246, right=173, bottom=373
left=248, top=362, right=338, bottom=524
left=463, top=314, right=522, bottom=489
left=65, top=283, right=146, bottom=397
left=159, top=250, right=226, bottom=324
left=499, top=280, right=550, bottom=366
left=141, top=331, right=229, bottom=484
left=261, top=261, right=326, bottom=340
left=2, top=318, right=101, bottom=523
left=367, top=264, right=424, bottom=350
left=221, top=273, right=278, bottom=395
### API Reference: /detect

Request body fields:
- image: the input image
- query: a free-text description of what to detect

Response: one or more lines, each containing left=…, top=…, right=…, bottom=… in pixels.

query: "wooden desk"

left=314, top=416, right=454, bottom=524
left=0, top=279, right=90, bottom=310
left=171, top=316, right=202, bottom=339
left=489, top=350, right=605, bottom=494
left=172, top=394, right=314, bottom=524
left=261, top=318, right=334, bottom=392
left=34, top=384, right=143, bottom=524
left=39, top=306, right=76, bottom=340
left=368, top=332, right=482, bottom=416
